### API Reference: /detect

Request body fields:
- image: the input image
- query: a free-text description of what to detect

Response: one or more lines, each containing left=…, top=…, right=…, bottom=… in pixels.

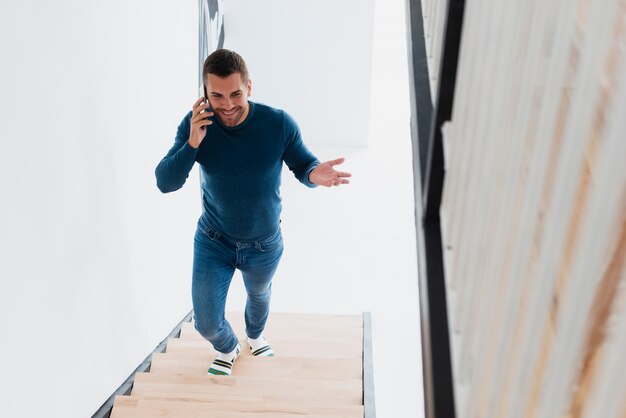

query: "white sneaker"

left=246, top=335, right=274, bottom=356
left=208, top=342, right=241, bottom=375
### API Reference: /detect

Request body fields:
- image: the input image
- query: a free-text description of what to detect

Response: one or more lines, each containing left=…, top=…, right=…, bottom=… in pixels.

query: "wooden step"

left=111, top=395, right=364, bottom=418
left=179, top=316, right=362, bottom=343
left=149, top=352, right=362, bottom=380
left=166, top=336, right=361, bottom=359
left=180, top=319, right=363, bottom=342
left=129, top=372, right=362, bottom=406
left=170, top=338, right=250, bottom=357
left=222, top=311, right=362, bottom=327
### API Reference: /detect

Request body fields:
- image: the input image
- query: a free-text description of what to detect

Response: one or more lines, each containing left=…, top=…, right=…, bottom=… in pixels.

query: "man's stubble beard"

left=216, top=106, right=245, bottom=127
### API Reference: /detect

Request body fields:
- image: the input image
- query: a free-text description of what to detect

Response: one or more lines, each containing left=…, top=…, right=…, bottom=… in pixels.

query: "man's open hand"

left=309, top=157, right=352, bottom=187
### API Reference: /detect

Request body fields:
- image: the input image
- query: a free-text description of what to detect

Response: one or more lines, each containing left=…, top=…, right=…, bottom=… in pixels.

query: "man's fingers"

left=325, top=178, right=350, bottom=187
left=192, top=98, right=211, bottom=115
left=194, top=117, right=213, bottom=127
left=191, top=118, right=213, bottom=134
left=193, top=111, right=214, bottom=120
left=191, top=111, right=214, bottom=124
left=334, top=171, right=352, bottom=177
left=328, top=157, right=345, bottom=166
left=192, top=97, right=204, bottom=112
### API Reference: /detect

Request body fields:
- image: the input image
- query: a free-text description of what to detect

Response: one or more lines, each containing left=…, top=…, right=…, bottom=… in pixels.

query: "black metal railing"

left=406, top=0, right=466, bottom=417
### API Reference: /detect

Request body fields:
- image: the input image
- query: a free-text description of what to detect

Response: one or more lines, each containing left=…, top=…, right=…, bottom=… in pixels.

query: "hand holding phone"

left=189, top=86, right=214, bottom=149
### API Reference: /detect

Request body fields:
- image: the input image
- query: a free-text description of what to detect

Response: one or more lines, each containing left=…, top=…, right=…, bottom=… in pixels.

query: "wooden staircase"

left=109, top=312, right=366, bottom=417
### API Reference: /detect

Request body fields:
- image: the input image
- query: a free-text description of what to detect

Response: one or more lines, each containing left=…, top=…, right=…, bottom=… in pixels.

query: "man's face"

left=205, top=72, right=252, bottom=127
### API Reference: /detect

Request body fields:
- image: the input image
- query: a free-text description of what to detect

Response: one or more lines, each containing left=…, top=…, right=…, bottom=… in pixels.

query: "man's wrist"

left=188, top=138, right=199, bottom=149
left=307, top=165, right=319, bottom=187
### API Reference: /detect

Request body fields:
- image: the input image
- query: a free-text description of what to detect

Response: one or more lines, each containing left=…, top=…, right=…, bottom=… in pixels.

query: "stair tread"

left=132, top=371, right=361, bottom=391
left=111, top=395, right=363, bottom=418
left=115, top=395, right=362, bottom=411
left=179, top=320, right=362, bottom=343
left=167, top=336, right=361, bottom=359
left=153, top=351, right=362, bottom=365
left=111, top=395, right=364, bottom=418
left=149, top=352, right=361, bottom=380
left=129, top=372, right=361, bottom=405
left=127, top=388, right=360, bottom=407
left=223, top=311, right=362, bottom=325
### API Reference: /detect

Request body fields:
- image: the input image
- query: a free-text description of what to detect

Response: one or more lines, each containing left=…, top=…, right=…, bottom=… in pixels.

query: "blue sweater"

left=155, top=101, right=320, bottom=241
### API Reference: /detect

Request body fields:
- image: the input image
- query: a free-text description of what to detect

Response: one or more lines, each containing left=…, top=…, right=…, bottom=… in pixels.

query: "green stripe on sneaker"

left=208, top=368, right=228, bottom=375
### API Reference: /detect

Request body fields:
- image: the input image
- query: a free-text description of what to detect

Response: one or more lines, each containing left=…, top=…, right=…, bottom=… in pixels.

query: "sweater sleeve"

left=281, top=111, right=320, bottom=188
left=155, top=111, right=200, bottom=193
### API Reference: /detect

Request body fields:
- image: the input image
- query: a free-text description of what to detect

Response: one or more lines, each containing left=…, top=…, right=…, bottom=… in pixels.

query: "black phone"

left=202, top=85, right=212, bottom=115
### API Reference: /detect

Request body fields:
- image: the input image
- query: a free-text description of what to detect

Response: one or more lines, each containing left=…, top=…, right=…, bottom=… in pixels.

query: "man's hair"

left=202, top=49, right=249, bottom=83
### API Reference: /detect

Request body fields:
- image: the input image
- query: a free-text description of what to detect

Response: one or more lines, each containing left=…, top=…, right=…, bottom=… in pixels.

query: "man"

left=155, top=49, right=351, bottom=375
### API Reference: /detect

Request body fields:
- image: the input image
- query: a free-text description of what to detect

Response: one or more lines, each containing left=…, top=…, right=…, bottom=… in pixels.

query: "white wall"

left=223, top=0, right=375, bottom=147
left=0, top=2, right=200, bottom=416
left=0, top=1, right=421, bottom=418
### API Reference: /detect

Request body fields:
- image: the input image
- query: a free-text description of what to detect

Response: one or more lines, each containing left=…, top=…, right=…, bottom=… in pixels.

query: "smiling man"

left=155, top=49, right=351, bottom=376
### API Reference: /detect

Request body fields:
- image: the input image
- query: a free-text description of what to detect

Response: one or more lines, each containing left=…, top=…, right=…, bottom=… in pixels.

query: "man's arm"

left=155, top=98, right=214, bottom=192
left=155, top=111, right=199, bottom=193
left=281, top=112, right=320, bottom=188
left=281, top=111, right=352, bottom=188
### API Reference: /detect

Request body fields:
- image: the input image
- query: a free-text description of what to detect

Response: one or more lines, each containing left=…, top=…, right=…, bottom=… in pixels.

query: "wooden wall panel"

left=436, top=0, right=626, bottom=416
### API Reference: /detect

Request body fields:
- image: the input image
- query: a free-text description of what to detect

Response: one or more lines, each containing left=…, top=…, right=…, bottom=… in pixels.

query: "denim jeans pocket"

left=257, top=229, right=283, bottom=252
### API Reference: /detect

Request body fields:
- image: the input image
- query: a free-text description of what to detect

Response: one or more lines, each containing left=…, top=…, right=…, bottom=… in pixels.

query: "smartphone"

left=201, top=85, right=212, bottom=117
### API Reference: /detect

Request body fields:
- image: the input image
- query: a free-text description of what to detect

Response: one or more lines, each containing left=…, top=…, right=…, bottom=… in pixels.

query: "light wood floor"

left=110, top=311, right=364, bottom=417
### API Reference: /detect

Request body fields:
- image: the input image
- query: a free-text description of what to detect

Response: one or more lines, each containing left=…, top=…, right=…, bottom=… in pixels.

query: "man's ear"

left=247, top=79, right=252, bottom=96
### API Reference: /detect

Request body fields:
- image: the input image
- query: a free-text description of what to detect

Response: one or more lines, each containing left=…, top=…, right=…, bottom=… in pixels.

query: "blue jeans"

left=191, top=217, right=284, bottom=353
